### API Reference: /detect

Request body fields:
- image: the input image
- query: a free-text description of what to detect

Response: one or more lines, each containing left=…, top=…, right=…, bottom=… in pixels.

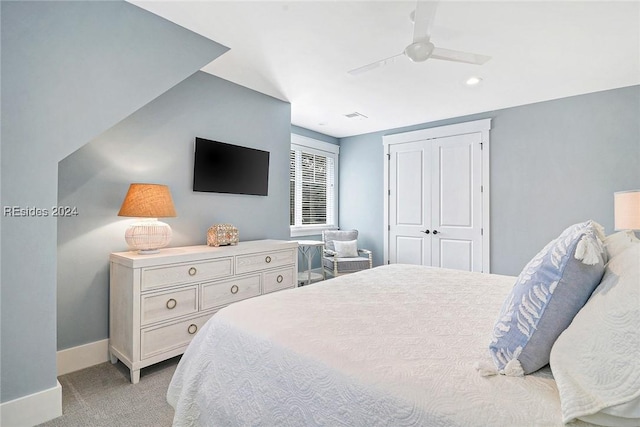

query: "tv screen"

left=193, top=137, right=270, bottom=196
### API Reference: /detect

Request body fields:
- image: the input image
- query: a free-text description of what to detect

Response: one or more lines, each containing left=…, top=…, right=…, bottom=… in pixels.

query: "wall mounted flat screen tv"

left=193, top=137, right=270, bottom=196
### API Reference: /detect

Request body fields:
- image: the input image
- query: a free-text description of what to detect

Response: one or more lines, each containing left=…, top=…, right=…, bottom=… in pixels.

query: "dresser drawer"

left=263, top=266, right=296, bottom=294
left=140, top=286, right=198, bottom=326
left=140, top=313, right=213, bottom=360
left=235, top=249, right=295, bottom=274
left=201, top=275, right=261, bottom=310
left=141, top=257, right=233, bottom=290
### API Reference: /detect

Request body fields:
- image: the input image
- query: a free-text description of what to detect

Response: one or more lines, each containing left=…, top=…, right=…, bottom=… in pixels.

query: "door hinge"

left=481, top=228, right=484, bottom=236
left=387, top=153, right=391, bottom=160
left=388, top=224, right=391, bottom=231
left=387, top=260, right=390, bottom=265
left=388, top=189, right=391, bottom=196
left=480, top=142, right=484, bottom=150
left=481, top=185, right=484, bottom=193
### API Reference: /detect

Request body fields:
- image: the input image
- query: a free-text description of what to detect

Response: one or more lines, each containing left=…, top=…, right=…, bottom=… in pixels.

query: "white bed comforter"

left=167, top=264, right=593, bottom=426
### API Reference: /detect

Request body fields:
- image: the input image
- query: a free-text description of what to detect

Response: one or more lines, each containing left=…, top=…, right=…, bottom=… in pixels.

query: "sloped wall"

left=57, top=72, right=291, bottom=351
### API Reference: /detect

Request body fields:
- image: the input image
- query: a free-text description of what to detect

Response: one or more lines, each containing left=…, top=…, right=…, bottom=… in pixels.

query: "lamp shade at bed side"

left=614, top=190, right=640, bottom=231
left=118, top=183, right=177, bottom=254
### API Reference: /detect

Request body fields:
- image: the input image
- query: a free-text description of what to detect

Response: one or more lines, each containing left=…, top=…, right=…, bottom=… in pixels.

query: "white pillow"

left=550, top=244, right=640, bottom=425
left=333, top=240, right=358, bottom=258
left=604, top=230, right=640, bottom=259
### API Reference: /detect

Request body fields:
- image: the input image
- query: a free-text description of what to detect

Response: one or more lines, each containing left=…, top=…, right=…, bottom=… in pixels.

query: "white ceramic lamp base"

left=124, top=219, right=172, bottom=254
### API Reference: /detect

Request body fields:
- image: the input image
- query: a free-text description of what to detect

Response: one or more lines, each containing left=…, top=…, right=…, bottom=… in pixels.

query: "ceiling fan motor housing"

left=405, top=41, right=435, bottom=62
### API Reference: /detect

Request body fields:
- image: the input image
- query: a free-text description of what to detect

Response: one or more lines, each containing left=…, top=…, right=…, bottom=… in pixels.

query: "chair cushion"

left=334, top=240, right=359, bottom=257
left=489, top=220, right=606, bottom=375
left=323, top=257, right=370, bottom=273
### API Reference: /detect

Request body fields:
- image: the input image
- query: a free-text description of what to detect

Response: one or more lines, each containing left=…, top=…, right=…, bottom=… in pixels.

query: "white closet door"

left=388, top=141, right=431, bottom=265
left=386, top=124, right=486, bottom=272
left=430, top=133, right=483, bottom=272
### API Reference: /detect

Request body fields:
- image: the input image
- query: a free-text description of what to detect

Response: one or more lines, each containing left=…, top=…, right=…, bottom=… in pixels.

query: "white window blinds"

left=290, top=135, right=338, bottom=235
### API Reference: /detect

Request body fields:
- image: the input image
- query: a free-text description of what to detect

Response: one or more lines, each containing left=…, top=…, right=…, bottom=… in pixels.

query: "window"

left=290, top=134, right=339, bottom=237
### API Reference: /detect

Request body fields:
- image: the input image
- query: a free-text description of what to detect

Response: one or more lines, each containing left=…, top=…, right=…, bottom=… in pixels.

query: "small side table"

left=297, top=240, right=325, bottom=286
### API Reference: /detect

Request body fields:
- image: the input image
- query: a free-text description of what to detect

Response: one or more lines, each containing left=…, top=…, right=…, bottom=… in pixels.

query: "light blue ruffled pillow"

left=488, top=220, right=606, bottom=376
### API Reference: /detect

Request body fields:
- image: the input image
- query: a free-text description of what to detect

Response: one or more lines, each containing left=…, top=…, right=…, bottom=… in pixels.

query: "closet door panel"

left=431, top=132, right=483, bottom=272
left=388, top=141, right=431, bottom=265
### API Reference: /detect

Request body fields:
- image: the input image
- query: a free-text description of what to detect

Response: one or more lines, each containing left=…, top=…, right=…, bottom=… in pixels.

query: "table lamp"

left=614, top=190, right=640, bottom=231
left=118, top=183, right=177, bottom=254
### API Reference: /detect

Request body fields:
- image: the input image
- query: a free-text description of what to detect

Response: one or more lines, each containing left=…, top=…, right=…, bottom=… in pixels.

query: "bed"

left=167, top=226, right=640, bottom=427
left=167, top=264, right=595, bottom=426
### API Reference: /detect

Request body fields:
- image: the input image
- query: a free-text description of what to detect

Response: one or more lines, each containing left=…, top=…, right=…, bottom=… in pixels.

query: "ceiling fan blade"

left=412, top=1, right=439, bottom=43
left=348, top=53, right=404, bottom=76
left=430, top=47, right=491, bottom=65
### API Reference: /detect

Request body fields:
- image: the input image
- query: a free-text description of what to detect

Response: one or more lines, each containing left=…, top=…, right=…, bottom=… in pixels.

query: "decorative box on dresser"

left=109, top=239, right=298, bottom=383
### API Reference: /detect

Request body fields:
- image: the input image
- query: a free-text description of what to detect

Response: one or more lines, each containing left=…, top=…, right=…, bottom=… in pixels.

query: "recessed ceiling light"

left=466, top=76, right=483, bottom=86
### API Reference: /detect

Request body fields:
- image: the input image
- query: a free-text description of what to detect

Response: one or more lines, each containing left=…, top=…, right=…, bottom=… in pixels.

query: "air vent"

left=344, top=112, right=368, bottom=119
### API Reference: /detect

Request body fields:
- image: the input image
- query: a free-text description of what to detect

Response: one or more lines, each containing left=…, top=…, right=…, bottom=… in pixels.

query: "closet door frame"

left=383, top=118, right=491, bottom=273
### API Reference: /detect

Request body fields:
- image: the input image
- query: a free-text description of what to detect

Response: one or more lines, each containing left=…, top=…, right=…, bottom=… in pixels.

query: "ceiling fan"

left=348, top=1, right=491, bottom=76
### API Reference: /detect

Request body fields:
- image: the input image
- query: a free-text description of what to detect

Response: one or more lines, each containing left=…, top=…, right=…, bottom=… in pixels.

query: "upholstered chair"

left=321, top=229, right=373, bottom=278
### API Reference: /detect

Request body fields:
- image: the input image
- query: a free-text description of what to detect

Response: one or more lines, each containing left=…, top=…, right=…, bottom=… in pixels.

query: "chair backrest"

left=322, top=229, right=358, bottom=252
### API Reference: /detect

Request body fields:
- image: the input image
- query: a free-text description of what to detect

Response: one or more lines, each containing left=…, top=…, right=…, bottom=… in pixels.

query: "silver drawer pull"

left=188, top=267, right=197, bottom=276
left=277, top=275, right=284, bottom=283
left=265, top=256, right=272, bottom=263
left=166, top=298, right=177, bottom=309
left=230, top=285, right=239, bottom=294
left=187, top=324, right=198, bottom=335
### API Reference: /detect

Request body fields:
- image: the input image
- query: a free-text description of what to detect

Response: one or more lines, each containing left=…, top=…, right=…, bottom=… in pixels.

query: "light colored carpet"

left=38, top=357, right=179, bottom=427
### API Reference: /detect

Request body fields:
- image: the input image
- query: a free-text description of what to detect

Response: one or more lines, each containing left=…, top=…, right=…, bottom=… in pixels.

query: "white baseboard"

left=0, top=380, right=62, bottom=426
left=57, top=338, right=110, bottom=376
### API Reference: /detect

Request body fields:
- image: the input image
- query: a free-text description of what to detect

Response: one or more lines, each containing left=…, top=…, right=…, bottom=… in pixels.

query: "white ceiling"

left=131, top=1, right=640, bottom=138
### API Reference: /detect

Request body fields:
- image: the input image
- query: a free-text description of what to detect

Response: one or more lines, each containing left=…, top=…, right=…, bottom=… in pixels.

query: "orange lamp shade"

left=118, top=183, right=176, bottom=218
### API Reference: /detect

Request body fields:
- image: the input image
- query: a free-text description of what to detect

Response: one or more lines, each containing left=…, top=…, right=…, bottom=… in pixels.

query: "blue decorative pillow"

left=488, top=220, right=606, bottom=376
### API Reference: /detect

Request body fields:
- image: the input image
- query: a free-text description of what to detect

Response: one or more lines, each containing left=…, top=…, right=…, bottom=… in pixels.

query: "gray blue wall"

left=57, top=71, right=291, bottom=350
left=292, top=125, right=340, bottom=146
left=1, top=0, right=225, bottom=404
left=339, top=85, right=640, bottom=275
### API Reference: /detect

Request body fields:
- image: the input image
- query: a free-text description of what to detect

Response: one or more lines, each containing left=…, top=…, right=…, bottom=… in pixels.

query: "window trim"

left=290, top=134, right=339, bottom=238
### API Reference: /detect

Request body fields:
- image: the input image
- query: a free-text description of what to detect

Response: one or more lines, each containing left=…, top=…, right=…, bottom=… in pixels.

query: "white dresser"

left=109, top=239, right=298, bottom=383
